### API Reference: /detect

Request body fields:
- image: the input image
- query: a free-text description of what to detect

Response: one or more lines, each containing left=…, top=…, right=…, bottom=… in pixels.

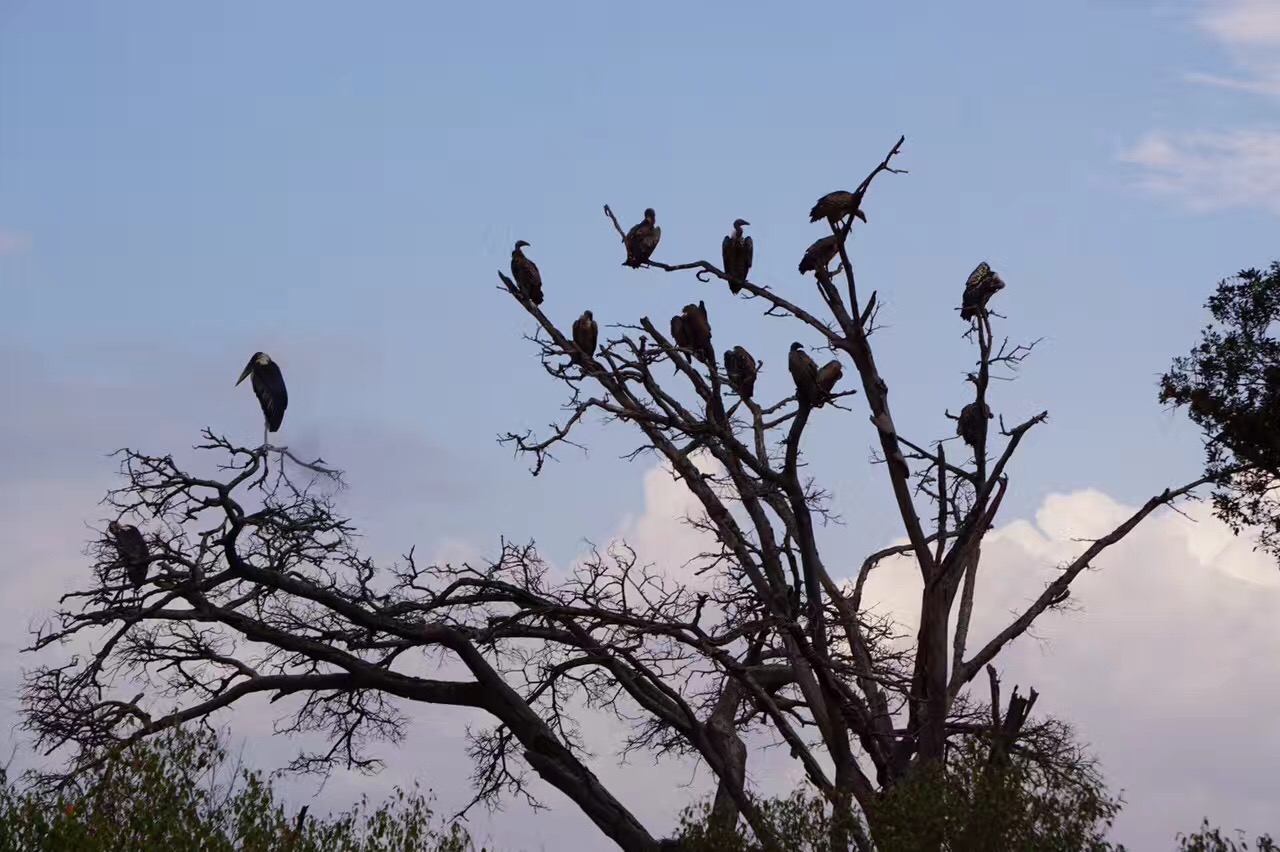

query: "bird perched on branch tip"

left=624, top=208, right=661, bottom=268
left=511, top=240, right=544, bottom=305
left=722, top=218, right=753, bottom=294
left=809, top=189, right=868, bottom=227
left=236, top=351, right=288, bottom=449
left=960, top=261, right=1006, bottom=322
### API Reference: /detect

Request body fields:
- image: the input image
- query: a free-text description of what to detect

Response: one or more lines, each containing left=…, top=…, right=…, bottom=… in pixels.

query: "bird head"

left=582, top=310, right=594, bottom=321
left=107, top=520, right=121, bottom=537
left=514, top=240, right=530, bottom=251
left=855, top=209, right=868, bottom=223
left=734, top=218, right=750, bottom=229
left=236, top=352, right=269, bottom=386
left=644, top=208, right=656, bottom=222
left=790, top=341, right=804, bottom=351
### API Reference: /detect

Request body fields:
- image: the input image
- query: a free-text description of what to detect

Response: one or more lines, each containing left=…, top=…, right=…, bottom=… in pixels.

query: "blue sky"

left=2, top=0, right=1279, bottom=846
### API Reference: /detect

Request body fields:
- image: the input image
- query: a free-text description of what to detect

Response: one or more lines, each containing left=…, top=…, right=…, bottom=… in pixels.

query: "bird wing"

left=742, top=235, right=753, bottom=275
left=255, top=362, right=289, bottom=432
left=722, top=235, right=732, bottom=273
left=799, top=243, right=815, bottom=273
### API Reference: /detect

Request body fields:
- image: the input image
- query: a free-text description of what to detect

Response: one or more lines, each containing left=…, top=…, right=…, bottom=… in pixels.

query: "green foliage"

left=867, top=736, right=1123, bottom=852
left=1176, top=820, right=1278, bottom=852
left=1160, top=261, right=1280, bottom=558
left=671, top=787, right=848, bottom=852
left=0, top=727, right=479, bottom=852
left=668, top=732, right=1125, bottom=851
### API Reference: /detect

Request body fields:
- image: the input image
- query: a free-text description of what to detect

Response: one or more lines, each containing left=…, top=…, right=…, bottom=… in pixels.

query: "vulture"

left=815, top=359, right=844, bottom=407
left=623, top=208, right=661, bottom=268
left=681, top=301, right=713, bottom=364
left=798, top=234, right=841, bottom=278
left=108, top=520, right=149, bottom=589
left=809, top=190, right=868, bottom=227
left=670, top=313, right=692, bottom=353
left=236, top=351, right=288, bottom=447
left=959, top=262, right=1007, bottom=321
left=788, top=342, right=821, bottom=408
left=723, top=346, right=758, bottom=399
left=572, top=310, right=599, bottom=361
left=510, top=240, right=544, bottom=305
left=721, top=218, right=754, bottom=294
left=957, top=400, right=994, bottom=448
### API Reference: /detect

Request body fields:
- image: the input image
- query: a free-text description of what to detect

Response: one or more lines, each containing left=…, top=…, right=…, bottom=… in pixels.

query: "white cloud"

left=1120, top=129, right=1280, bottom=213
left=1198, top=0, right=1280, bottom=50
left=5, top=446, right=1279, bottom=849
left=1121, top=1, right=1280, bottom=213
left=858, top=488, right=1280, bottom=849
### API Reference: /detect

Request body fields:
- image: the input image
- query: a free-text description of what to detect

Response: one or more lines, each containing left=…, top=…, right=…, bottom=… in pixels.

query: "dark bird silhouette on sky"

left=960, top=261, right=1006, bottom=321
left=107, top=520, right=149, bottom=589
left=236, top=351, right=288, bottom=448
left=815, top=359, right=844, bottom=407
left=511, top=240, right=544, bottom=305
left=682, top=301, right=713, bottom=365
left=809, top=189, right=868, bottom=227
left=670, top=312, right=692, bottom=353
left=799, top=234, right=841, bottom=279
left=572, top=310, right=599, bottom=361
left=624, top=208, right=661, bottom=268
left=721, top=218, right=753, bottom=294
left=788, top=342, right=821, bottom=408
left=723, top=345, right=758, bottom=399
left=957, top=400, right=994, bottom=448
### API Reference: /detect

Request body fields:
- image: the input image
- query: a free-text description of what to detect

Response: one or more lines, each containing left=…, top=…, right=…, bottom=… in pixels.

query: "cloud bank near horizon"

left=4, top=442, right=1279, bottom=849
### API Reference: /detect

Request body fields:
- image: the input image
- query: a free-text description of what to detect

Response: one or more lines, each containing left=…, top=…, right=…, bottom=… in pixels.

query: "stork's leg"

left=263, top=420, right=269, bottom=452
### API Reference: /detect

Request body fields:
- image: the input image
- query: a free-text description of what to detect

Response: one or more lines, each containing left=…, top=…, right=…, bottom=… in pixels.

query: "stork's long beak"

left=236, top=364, right=253, bottom=386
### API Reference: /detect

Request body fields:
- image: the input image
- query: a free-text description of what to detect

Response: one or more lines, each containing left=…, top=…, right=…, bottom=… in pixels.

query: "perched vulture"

left=959, top=262, right=1006, bottom=321
left=670, top=313, right=692, bottom=352
left=809, top=190, right=868, bottom=226
left=681, top=301, right=713, bottom=364
left=798, top=235, right=841, bottom=278
left=624, top=208, right=661, bottom=268
left=572, top=310, right=599, bottom=360
left=815, top=359, right=844, bottom=407
left=723, top=346, right=758, bottom=399
left=510, top=240, right=544, bottom=305
left=236, top=351, right=288, bottom=446
left=957, top=400, right=994, bottom=447
left=108, top=520, right=149, bottom=589
left=721, top=218, right=754, bottom=294
left=788, top=342, right=821, bottom=408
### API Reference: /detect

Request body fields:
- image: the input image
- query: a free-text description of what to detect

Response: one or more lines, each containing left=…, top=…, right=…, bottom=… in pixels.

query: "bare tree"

left=22, top=139, right=1248, bottom=852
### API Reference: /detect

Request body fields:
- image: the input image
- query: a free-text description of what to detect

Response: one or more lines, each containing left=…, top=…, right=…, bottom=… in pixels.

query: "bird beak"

left=855, top=209, right=868, bottom=222
left=236, top=364, right=253, bottom=386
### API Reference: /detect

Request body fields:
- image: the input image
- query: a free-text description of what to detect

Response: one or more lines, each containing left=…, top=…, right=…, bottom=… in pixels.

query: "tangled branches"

left=21, top=139, right=1243, bottom=852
